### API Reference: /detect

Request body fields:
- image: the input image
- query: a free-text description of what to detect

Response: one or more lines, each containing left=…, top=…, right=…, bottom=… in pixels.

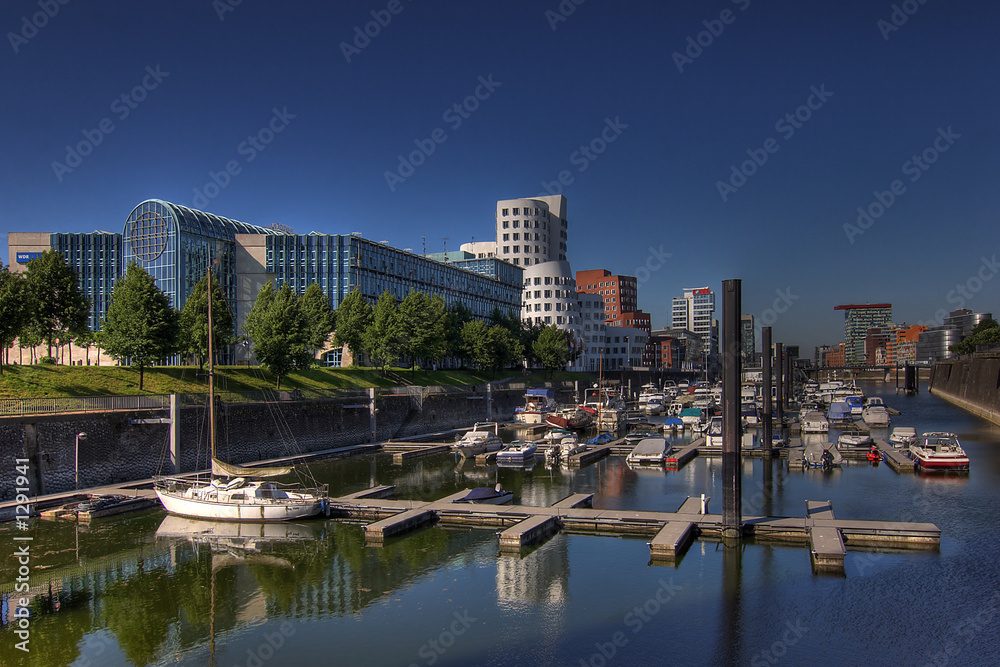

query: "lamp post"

left=75, top=432, right=87, bottom=490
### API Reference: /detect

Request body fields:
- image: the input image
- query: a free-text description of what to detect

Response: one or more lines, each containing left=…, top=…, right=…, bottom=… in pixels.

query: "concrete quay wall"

left=929, top=356, right=1000, bottom=427
left=0, top=386, right=560, bottom=500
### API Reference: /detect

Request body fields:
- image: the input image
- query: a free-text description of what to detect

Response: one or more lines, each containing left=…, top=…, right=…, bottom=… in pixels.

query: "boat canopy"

left=526, top=389, right=556, bottom=398
left=212, top=458, right=293, bottom=479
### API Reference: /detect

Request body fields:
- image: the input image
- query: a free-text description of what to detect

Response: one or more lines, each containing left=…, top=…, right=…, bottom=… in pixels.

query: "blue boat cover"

left=526, top=389, right=556, bottom=397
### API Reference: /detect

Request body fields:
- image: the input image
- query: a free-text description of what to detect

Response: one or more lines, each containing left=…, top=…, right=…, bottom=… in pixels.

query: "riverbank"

left=929, top=354, right=1000, bottom=427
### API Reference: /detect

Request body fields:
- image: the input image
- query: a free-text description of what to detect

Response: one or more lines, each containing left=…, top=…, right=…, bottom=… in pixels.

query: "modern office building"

left=575, top=268, right=653, bottom=366
left=943, top=308, right=992, bottom=337
left=916, top=327, right=962, bottom=364
left=495, top=195, right=567, bottom=268
left=671, top=287, right=717, bottom=367
left=890, top=325, right=927, bottom=365
left=834, top=303, right=892, bottom=365
left=650, top=328, right=703, bottom=371
left=740, top=314, right=755, bottom=365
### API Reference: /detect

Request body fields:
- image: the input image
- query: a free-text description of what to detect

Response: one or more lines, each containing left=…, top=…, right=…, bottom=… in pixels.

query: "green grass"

left=0, top=364, right=596, bottom=399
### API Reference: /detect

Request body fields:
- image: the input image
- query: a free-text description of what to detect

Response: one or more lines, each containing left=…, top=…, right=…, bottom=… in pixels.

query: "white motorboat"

left=154, top=267, right=328, bottom=522
left=801, top=411, right=830, bottom=434
left=496, top=441, right=538, bottom=463
left=545, top=444, right=561, bottom=464
left=803, top=442, right=843, bottom=468
left=705, top=416, right=724, bottom=447
left=453, top=422, right=504, bottom=457
left=514, top=389, right=557, bottom=424
left=908, top=432, right=969, bottom=471
left=862, top=405, right=891, bottom=428
left=452, top=484, right=514, bottom=504
left=626, top=438, right=670, bottom=464
left=838, top=429, right=873, bottom=447
left=889, top=427, right=917, bottom=447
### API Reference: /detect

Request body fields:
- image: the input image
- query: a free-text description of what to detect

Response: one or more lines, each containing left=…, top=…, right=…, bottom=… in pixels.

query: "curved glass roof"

left=124, top=199, right=279, bottom=243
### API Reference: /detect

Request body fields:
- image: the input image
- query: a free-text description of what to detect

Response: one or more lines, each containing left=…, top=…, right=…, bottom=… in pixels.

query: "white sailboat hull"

left=155, top=487, right=326, bottom=522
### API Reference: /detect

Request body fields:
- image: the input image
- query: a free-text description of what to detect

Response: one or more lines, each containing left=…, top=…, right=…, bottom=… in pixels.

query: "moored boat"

left=908, top=432, right=969, bottom=471
left=889, top=427, right=917, bottom=447
left=514, top=389, right=557, bottom=424
left=838, top=429, right=874, bottom=447
left=862, top=405, right=891, bottom=428
left=452, top=484, right=513, bottom=505
left=626, top=437, right=670, bottom=464
left=801, top=411, right=830, bottom=434
left=453, top=422, right=504, bottom=457
left=496, top=441, right=538, bottom=463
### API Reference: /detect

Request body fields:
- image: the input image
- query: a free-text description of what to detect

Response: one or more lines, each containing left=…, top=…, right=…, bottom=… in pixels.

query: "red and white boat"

left=545, top=406, right=594, bottom=431
left=908, top=432, right=970, bottom=471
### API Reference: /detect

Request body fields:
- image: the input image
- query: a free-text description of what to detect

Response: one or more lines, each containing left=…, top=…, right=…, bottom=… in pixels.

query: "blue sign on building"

left=16, top=252, right=44, bottom=263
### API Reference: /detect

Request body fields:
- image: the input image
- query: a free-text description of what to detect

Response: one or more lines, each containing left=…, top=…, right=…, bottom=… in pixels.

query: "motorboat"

left=838, top=429, right=873, bottom=447
left=889, top=427, right=917, bottom=447
left=562, top=438, right=588, bottom=456
left=845, top=396, right=864, bottom=416
left=741, top=402, right=760, bottom=426
left=545, top=406, right=593, bottom=430
left=643, top=396, right=666, bottom=416
left=827, top=401, right=852, bottom=423
left=588, top=432, right=616, bottom=446
left=452, top=484, right=513, bottom=505
left=543, top=427, right=573, bottom=442
left=667, top=401, right=684, bottom=417
left=908, top=432, right=969, bottom=471
left=514, top=389, right=557, bottom=424
left=545, top=444, right=561, bottom=464
left=625, top=422, right=660, bottom=445
left=705, top=416, right=724, bottom=447
left=661, top=417, right=683, bottom=432
left=800, top=412, right=830, bottom=434
left=626, top=438, right=671, bottom=464
left=864, top=396, right=886, bottom=408
left=679, top=407, right=703, bottom=427
left=496, top=441, right=538, bottom=464
left=453, top=422, right=504, bottom=457
left=861, top=405, right=891, bottom=428
left=803, top=442, right=844, bottom=468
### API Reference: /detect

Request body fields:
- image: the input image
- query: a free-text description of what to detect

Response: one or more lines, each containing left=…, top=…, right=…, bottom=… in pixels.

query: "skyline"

left=2, top=0, right=998, bottom=354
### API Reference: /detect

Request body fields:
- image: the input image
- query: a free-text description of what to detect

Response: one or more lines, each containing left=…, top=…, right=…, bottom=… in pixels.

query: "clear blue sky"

left=2, top=0, right=998, bottom=354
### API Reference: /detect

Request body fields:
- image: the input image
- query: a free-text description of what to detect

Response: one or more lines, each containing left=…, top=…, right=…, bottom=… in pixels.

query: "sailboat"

left=154, top=267, right=329, bottom=521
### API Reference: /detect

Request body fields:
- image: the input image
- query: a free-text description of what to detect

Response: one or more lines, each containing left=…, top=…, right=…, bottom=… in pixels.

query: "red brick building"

left=576, top=269, right=654, bottom=365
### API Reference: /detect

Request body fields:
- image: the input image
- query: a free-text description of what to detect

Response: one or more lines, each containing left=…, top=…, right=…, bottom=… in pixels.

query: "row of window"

left=500, top=219, right=547, bottom=230
left=501, top=232, right=547, bottom=242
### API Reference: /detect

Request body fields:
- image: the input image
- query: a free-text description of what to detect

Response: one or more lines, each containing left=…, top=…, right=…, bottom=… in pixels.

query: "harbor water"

left=3, top=382, right=1000, bottom=666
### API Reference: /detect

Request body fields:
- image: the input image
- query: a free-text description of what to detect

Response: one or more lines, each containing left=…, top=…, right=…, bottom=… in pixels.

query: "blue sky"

left=2, top=0, right=998, bottom=354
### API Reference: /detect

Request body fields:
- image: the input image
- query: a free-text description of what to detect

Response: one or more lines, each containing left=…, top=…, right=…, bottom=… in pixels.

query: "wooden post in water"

left=762, top=327, right=773, bottom=456
left=722, top=279, right=742, bottom=540
left=774, top=342, right=784, bottom=432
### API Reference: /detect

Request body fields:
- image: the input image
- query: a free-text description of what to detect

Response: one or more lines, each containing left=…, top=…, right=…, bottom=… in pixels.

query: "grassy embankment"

left=0, top=364, right=594, bottom=399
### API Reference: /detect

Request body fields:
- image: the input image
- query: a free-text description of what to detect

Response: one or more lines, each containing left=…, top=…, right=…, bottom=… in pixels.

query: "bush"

left=38, top=356, right=58, bottom=365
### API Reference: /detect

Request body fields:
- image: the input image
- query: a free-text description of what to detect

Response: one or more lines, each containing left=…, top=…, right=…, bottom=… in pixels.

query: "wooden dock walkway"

left=665, top=437, right=704, bottom=469
left=875, top=439, right=916, bottom=472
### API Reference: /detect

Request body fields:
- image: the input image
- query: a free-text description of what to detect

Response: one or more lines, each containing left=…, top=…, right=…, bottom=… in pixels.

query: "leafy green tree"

left=23, top=250, right=90, bottom=360
left=364, top=290, right=402, bottom=373
left=101, top=262, right=178, bottom=390
left=520, top=320, right=545, bottom=369
left=0, top=263, right=26, bottom=371
left=533, top=325, right=572, bottom=378
left=178, top=271, right=233, bottom=368
left=300, top=282, right=337, bottom=352
left=397, top=290, right=448, bottom=373
left=422, top=295, right=449, bottom=367
left=950, top=318, right=1000, bottom=355
left=445, top=302, right=473, bottom=364
left=462, top=321, right=524, bottom=378
left=334, top=288, right=372, bottom=365
left=245, top=282, right=313, bottom=389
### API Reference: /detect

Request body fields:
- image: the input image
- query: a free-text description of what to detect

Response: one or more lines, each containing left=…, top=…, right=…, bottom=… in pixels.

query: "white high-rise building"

left=671, top=287, right=717, bottom=365
left=495, top=195, right=567, bottom=268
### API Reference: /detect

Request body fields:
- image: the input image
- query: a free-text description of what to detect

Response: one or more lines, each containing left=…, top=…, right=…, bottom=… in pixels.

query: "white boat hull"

left=155, top=488, right=326, bottom=522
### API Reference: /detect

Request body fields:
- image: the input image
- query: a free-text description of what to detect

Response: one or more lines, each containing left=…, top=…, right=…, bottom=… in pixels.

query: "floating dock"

left=875, top=439, right=916, bottom=472
left=648, top=521, right=696, bottom=562
left=665, top=438, right=704, bottom=469
left=498, top=515, right=561, bottom=552
left=364, top=508, right=437, bottom=544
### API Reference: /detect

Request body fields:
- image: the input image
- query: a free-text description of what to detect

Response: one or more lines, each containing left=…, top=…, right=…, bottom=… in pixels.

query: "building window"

left=513, top=208, right=519, bottom=215
left=325, top=349, right=343, bottom=367
left=502, top=208, right=509, bottom=216
left=503, top=233, right=509, bottom=241
left=502, top=221, right=509, bottom=229
left=513, top=233, right=519, bottom=241
left=513, top=220, right=519, bottom=228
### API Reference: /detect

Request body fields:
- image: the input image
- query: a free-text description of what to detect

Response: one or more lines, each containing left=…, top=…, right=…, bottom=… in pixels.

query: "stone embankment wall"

left=929, top=356, right=1000, bottom=426
left=0, top=385, right=576, bottom=500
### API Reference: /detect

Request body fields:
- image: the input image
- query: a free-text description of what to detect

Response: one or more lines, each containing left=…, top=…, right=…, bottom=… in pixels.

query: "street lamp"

left=75, top=433, right=87, bottom=490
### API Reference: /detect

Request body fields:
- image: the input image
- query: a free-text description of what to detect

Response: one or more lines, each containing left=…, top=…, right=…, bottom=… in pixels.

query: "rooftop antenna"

left=442, top=237, right=448, bottom=254
left=421, top=236, right=426, bottom=256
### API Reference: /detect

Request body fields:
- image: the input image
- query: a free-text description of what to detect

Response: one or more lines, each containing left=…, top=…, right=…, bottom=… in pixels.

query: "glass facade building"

left=835, top=303, right=892, bottom=365
left=50, top=232, right=123, bottom=332
left=123, top=199, right=277, bottom=313
left=266, top=234, right=522, bottom=318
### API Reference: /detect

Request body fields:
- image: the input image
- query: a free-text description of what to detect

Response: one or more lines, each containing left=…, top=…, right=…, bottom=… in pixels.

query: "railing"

left=0, top=394, right=172, bottom=417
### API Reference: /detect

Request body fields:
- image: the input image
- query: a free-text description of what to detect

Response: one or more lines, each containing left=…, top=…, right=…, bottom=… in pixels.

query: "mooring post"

left=761, top=327, right=772, bottom=456
left=169, top=393, right=181, bottom=474
left=784, top=350, right=793, bottom=409
left=774, top=343, right=784, bottom=433
left=369, top=387, right=377, bottom=442
left=722, top=279, right=742, bottom=539
left=486, top=382, right=493, bottom=421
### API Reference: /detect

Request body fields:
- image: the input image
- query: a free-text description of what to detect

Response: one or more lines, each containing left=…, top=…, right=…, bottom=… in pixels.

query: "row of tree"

left=949, top=318, right=1000, bottom=356
left=0, top=253, right=576, bottom=388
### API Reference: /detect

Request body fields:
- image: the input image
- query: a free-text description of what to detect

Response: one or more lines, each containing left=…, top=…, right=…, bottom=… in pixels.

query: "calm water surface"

left=3, top=382, right=1000, bottom=666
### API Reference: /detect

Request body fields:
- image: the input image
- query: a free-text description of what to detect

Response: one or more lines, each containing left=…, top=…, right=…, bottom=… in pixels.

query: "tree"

left=299, top=282, right=336, bottom=353
left=520, top=320, right=545, bottom=369
left=445, top=302, right=473, bottom=364
left=533, top=325, right=572, bottom=378
left=397, top=290, right=448, bottom=373
left=950, top=318, right=1000, bottom=355
left=244, top=282, right=312, bottom=389
left=0, top=263, right=26, bottom=371
left=462, top=321, right=523, bottom=378
left=23, top=250, right=90, bottom=360
left=178, top=271, right=233, bottom=368
left=334, top=289, right=372, bottom=365
left=101, top=262, right=178, bottom=390
left=364, top=290, right=403, bottom=373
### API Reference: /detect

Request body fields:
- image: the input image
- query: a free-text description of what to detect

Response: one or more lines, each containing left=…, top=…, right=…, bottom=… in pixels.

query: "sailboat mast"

left=207, top=266, right=215, bottom=462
